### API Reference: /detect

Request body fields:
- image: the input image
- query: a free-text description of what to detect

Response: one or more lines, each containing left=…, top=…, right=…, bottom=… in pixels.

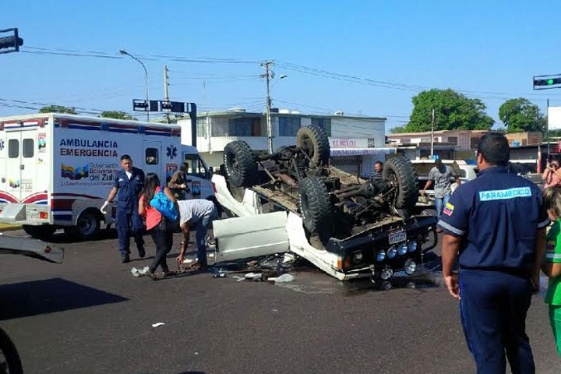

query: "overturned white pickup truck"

left=211, top=126, right=438, bottom=281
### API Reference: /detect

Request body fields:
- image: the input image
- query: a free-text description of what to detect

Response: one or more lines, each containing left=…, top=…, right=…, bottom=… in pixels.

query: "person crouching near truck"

left=101, top=154, right=145, bottom=264
left=138, top=173, right=179, bottom=280
left=176, top=199, right=219, bottom=271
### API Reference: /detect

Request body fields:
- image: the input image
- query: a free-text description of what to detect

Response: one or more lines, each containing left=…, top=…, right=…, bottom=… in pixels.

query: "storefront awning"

left=330, top=147, right=396, bottom=157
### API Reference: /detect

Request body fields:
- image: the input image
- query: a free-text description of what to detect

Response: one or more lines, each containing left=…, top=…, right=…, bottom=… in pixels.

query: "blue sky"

left=2, top=0, right=561, bottom=132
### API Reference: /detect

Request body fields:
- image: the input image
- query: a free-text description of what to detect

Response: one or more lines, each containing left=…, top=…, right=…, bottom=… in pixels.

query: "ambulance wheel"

left=296, top=125, right=330, bottom=168
left=298, top=177, right=332, bottom=233
left=223, top=140, right=258, bottom=188
left=64, top=210, right=100, bottom=241
left=22, top=224, right=56, bottom=240
left=0, top=327, right=23, bottom=374
left=382, top=156, right=418, bottom=211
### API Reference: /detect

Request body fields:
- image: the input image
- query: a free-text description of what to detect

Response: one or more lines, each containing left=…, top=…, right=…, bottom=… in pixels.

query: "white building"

left=179, top=109, right=394, bottom=177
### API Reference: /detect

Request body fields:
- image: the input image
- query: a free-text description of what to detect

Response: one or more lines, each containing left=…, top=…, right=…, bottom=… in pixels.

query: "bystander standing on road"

left=543, top=160, right=561, bottom=189
left=176, top=199, right=218, bottom=271
left=168, top=162, right=192, bottom=200
left=369, top=161, right=384, bottom=181
left=541, top=185, right=561, bottom=357
left=439, top=133, right=549, bottom=373
left=101, top=154, right=145, bottom=263
left=138, top=173, right=178, bottom=280
left=422, top=158, right=460, bottom=230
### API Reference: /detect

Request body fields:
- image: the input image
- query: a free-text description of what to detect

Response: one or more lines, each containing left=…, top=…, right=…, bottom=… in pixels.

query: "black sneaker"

left=138, top=248, right=146, bottom=258
left=121, top=255, right=131, bottom=264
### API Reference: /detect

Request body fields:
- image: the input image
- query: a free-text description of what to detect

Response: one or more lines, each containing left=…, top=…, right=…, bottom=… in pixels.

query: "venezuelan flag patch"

left=443, top=203, right=454, bottom=216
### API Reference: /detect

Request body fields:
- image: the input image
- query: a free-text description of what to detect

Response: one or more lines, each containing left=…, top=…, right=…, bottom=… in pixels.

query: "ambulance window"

left=184, top=155, right=207, bottom=178
left=23, top=139, right=34, bottom=158
left=8, top=139, right=18, bottom=158
left=145, top=148, right=158, bottom=165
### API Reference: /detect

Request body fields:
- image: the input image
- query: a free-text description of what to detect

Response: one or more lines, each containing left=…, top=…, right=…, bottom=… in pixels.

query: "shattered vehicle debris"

left=211, top=125, right=438, bottom=281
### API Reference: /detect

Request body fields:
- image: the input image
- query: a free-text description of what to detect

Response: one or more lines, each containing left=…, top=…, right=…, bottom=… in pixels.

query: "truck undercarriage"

left=212, top=125, right=438, bottom=280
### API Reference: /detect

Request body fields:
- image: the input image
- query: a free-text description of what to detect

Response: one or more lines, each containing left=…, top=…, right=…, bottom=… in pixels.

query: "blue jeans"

left=435, top=193, right=450, bottom=222
left=195, top=207, right=218, bottom=266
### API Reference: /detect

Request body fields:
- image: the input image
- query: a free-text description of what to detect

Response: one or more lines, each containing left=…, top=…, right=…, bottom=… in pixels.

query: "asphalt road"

left=0, top=229, right=559, bottom=374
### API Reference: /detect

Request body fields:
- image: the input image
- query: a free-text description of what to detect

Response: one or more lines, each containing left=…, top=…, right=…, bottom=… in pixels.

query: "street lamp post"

left=120, top=49, right=150, bottom=122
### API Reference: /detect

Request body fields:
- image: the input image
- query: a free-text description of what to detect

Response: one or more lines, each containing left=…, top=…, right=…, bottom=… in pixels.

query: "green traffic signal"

left=533, top=75, right=561, bottom=89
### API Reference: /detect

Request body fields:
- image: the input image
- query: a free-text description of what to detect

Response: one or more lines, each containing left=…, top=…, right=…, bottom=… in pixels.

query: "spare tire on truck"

left=296, top=125, right=330, bottom=168
left=382, top=156, right=418, bottom=211
left=298, top=177, right=332, bottom=233
left=223, top=140, right=258, bottom=188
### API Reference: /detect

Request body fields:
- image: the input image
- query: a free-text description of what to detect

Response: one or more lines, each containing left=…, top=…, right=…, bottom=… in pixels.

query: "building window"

left=278, top=116, right=301, bottom=136
left=448, top=136, right=458, bottom=145
left=212, top=117, right=261, bottom=136
left=196, top=118, right=206, bottom=137
left=311, top=118, right=331, bottom=136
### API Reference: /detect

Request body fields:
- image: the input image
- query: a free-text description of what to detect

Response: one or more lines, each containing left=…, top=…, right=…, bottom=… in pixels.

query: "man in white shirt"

left=176, top=199, right=218, bottom=270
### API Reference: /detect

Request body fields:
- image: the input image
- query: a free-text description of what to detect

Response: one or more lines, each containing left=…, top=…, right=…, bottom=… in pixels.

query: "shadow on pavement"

left=0, top=278, right=128, bottom=320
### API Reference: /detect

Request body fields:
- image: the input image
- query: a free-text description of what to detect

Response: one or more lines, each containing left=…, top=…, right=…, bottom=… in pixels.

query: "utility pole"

left=164, top=65, right=170, bottom=123
left=261, top=61, right=274, bottom=154
left=430, top=109, right=435, bottom=158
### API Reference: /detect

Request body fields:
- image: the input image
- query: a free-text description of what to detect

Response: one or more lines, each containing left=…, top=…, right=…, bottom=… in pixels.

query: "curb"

left=0, top=225, right=22, bottom=233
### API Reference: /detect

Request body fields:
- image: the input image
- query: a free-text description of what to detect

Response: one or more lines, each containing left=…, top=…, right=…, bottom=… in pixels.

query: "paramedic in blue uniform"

left=438, top=133, right=548, bottom=374
left=101, top=154, right=146, bottom=263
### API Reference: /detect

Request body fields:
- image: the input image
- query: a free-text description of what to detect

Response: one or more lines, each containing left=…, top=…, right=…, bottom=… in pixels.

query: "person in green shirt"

left=542, top=185, right=561, bottom=357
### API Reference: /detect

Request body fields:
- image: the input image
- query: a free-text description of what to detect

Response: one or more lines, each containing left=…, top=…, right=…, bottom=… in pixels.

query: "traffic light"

left=533, top=75, right=561, bottom=90
left=0, top=28, right=23, bottom=54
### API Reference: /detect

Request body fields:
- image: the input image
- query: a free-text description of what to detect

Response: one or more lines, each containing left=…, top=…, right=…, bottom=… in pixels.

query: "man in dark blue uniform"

left=439, top=133, right=548, bottom=374
left=102, top=154, right=145, bottom=263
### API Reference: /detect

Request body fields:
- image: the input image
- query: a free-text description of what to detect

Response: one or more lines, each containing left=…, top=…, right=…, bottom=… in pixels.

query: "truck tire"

left=223, top=140, right=258, bottom=188
left=0, top=328, right=23, bottom=374
left=22, top=224, right=57, bottom=240
left=298, top=177, right=332, bottom=233
left=296, top=125, right=330, bottom=168
left=383, top=156, right=418, bottom=210
left=64, top=210, right=100, bottom=241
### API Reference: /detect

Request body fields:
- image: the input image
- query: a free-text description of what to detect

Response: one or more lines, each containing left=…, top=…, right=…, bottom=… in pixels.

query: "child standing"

left=542, top=185, right=561, bottom=356
left=138, top=173, right=178, bottom=280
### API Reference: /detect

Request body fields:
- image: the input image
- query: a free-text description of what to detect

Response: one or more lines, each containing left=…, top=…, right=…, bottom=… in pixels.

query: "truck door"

left=5, top=129, right=36, bottom=201
left=142, top=141, right=162, bottom=179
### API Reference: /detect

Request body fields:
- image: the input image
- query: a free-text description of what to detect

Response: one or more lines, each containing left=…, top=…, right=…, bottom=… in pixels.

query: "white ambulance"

left=0, top=113, right=213, bottom=240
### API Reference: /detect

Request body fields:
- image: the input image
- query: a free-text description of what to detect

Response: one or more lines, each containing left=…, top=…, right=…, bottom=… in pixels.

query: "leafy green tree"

left=405, top=89, right=494, bottom=132
left=498, top=98, right=546, bottom=133
left=100, top=111, right=137, bottom=120
left=39, top=105, right=77, bottom=114
left=389, top=125, right=408, bottom=134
